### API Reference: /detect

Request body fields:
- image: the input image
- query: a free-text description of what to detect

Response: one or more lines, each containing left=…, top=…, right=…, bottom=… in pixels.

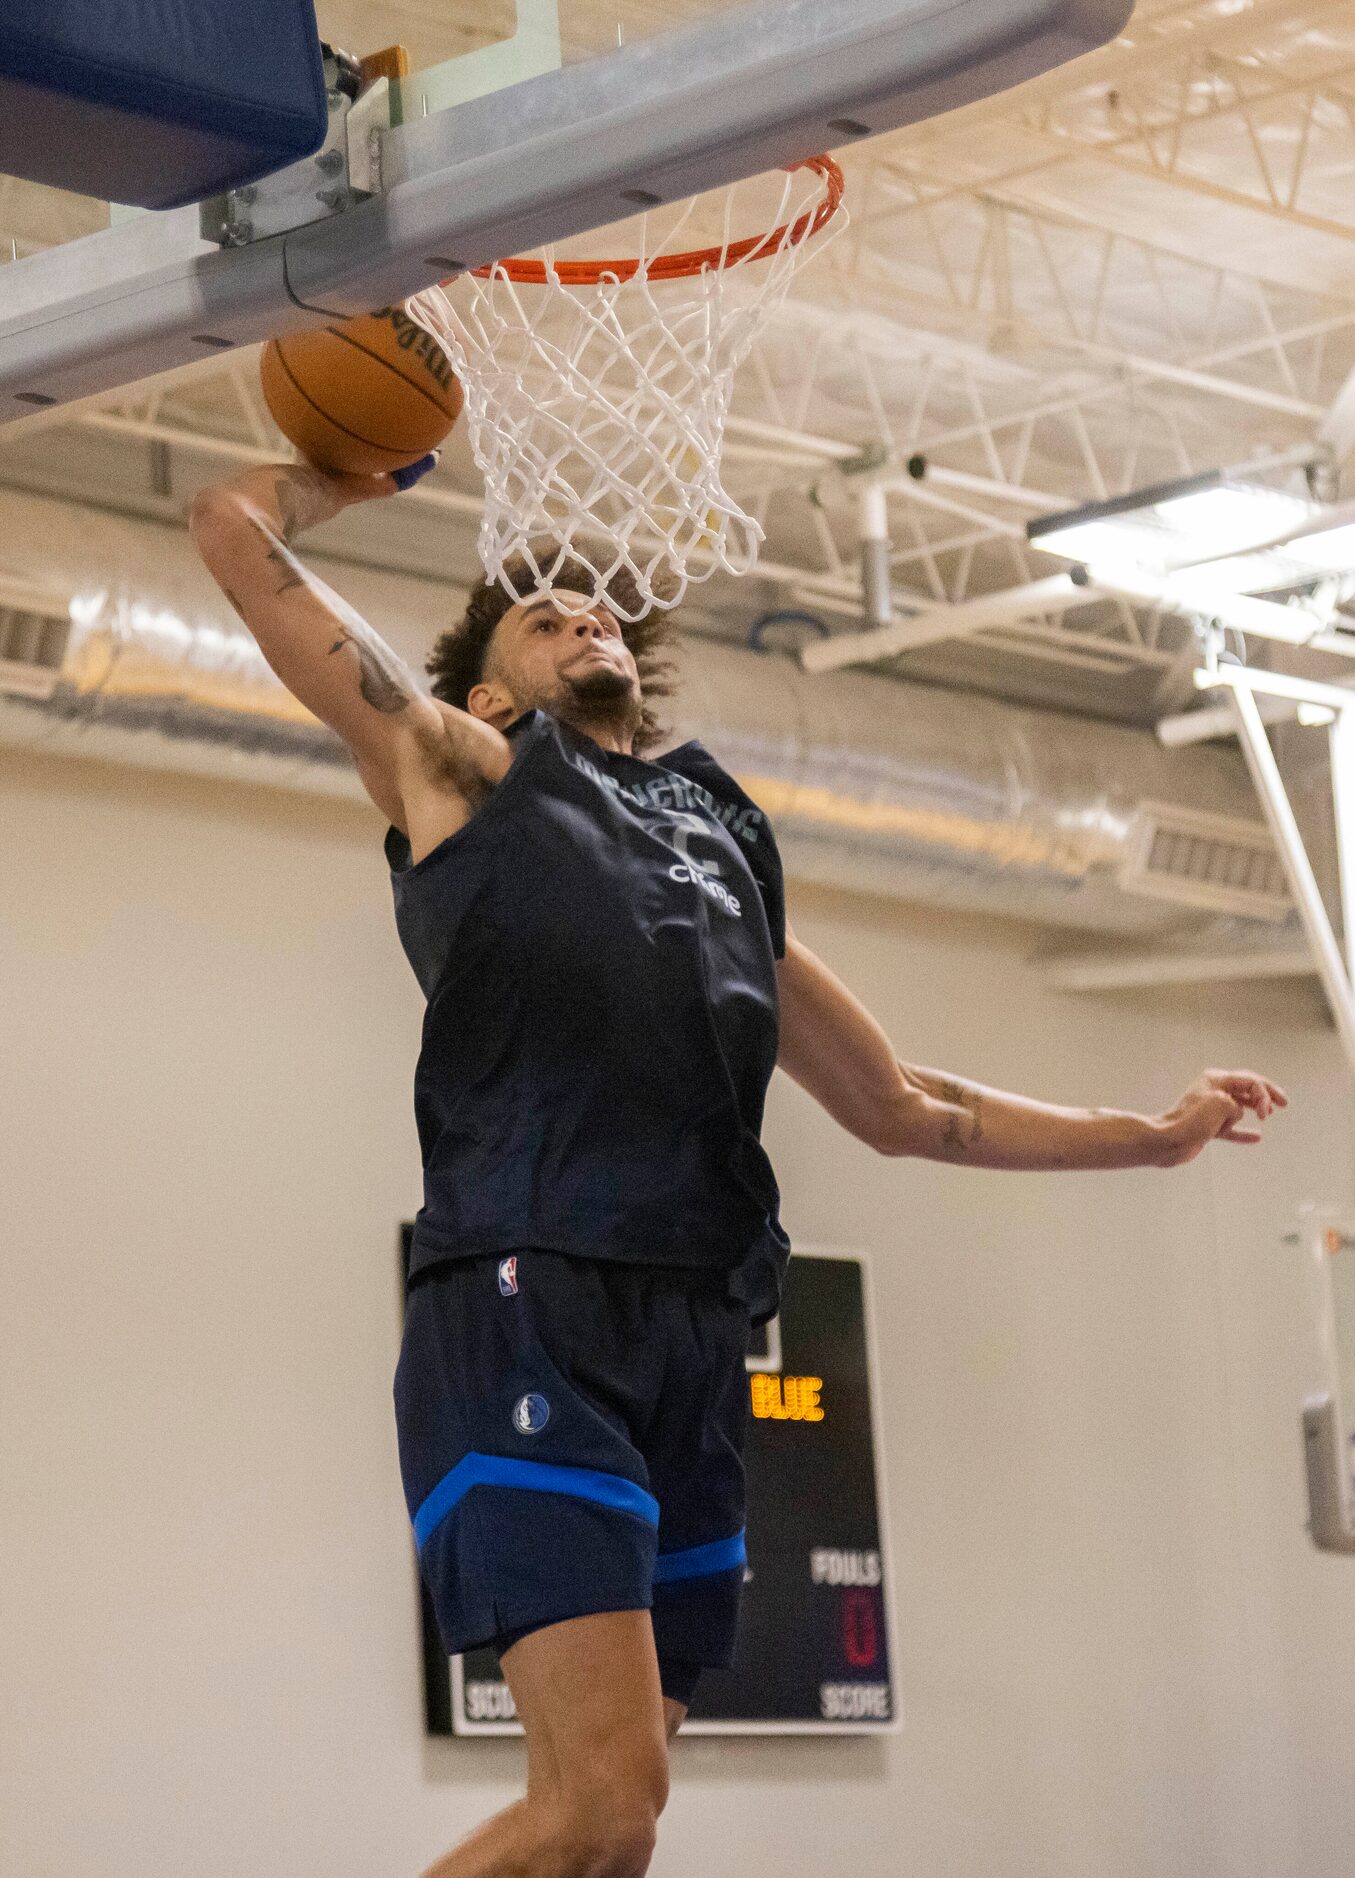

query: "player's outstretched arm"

left=774, top=926, right=1288, bottom=1168
left=188, top=461, right=508, bottom=824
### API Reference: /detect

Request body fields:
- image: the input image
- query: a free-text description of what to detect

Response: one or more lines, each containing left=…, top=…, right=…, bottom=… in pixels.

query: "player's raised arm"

left=775, top=924, right=1287, bottom=1168
left=188, top=461, right=509, bottom=823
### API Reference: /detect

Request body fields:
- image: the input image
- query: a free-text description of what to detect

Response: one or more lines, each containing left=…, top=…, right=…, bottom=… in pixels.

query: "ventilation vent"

left=0, top=603, right=71, bottom=701
left=1119, top=802, right=1291, bottom=922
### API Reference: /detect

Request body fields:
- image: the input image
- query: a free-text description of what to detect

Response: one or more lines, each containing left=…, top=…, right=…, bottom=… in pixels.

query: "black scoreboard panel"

left=398, top=1234, right=897, bottom=1736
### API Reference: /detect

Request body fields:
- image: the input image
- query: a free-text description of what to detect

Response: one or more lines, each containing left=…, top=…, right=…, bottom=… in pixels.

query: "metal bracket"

left=809, top=441, right=888, bottom=513
left=346, top=78, right=391, bottom=198
left=836, top=442, right=891, bottom=481
left=199, top=68, right=390, bottom=250
left=1303, top=1395, right=1355, bottom=1553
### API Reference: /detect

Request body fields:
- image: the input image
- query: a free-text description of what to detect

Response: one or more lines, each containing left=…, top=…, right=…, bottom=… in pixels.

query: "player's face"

left=494, top=590, right=642, bottom=730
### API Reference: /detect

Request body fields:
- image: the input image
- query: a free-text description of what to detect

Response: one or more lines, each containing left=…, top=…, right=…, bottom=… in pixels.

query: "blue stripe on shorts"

left=653, top=1529, right=747, bottom=1583
left=413, top=1452, right=661, bottom=1551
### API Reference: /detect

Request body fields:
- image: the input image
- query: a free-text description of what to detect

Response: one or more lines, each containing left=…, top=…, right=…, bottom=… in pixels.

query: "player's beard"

left=552, top=661, right=643, bottom=744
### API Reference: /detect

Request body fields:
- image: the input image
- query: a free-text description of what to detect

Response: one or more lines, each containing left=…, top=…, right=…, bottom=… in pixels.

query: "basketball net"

left=403, top=158, right=844, bottom=620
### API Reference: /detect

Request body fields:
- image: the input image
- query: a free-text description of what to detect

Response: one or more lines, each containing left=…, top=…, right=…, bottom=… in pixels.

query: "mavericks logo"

left=512, top=1392, right=551, bottom=1435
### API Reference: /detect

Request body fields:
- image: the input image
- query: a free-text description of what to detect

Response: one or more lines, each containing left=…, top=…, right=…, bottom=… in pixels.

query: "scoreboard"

left=398, top=1237, right=898, bottom=1736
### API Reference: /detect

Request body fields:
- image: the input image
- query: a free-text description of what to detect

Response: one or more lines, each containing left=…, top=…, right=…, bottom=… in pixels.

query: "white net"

left=403, top=160, right=844, bottom=620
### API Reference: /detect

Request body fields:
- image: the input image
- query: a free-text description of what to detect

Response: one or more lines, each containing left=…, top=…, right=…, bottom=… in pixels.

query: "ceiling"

left=3, top=0, right=1355, bottom=727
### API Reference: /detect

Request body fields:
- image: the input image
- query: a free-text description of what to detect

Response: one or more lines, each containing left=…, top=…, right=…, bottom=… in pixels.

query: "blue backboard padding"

left=0, top=0, right=328, bottom=209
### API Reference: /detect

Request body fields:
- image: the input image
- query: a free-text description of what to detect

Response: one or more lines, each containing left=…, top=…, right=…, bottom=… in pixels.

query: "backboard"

left=0, top=0, right=1133, bottom=418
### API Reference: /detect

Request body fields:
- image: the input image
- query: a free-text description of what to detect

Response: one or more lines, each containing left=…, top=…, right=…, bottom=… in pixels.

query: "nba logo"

left=498, top=1257, right=518, bottom=1297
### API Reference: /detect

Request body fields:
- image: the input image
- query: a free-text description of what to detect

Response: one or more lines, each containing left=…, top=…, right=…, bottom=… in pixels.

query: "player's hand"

left=388, top=451, right=441, bottom=493
left=1151, top=1069, right=1288, bottom=1166
left=276, top=450, right=441, bottom=519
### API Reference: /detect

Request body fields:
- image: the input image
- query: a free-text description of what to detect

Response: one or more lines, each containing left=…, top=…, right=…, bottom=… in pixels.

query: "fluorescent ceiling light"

left=1028, top=470, right=1317, bottom=584
left=1186, top=518, right=1355, bottom=596
left=1286, top=521, right=1355, bottom=570
left=1150, top=484, right=1314, bottom=561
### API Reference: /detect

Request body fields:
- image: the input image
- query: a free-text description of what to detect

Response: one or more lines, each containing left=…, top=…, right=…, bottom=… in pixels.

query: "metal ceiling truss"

left=5, top=0, right=1355, bottom=700
left=835, top=171, right=1355, bottom=428
left=1027, top=7, right=1355, bottom=237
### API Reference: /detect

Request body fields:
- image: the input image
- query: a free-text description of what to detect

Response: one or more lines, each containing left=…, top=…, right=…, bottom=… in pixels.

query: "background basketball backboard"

left=0, top=0, right=1133, bottom=416
left=10, top=0, right=1355, bottom=751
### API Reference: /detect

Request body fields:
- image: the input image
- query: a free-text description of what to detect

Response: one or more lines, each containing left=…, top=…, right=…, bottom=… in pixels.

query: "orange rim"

left=468, top=155, right=844, bottom=286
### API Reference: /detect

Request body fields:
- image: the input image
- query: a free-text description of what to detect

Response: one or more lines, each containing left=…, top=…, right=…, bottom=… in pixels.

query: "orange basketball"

left=260, top=305, right=462, bottom=476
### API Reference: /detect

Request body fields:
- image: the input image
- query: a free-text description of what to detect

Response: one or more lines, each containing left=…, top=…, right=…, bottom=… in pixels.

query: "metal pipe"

left=1092, top=563, right=1338, bottom=652
left=0, top=486, right=1283, bottom=942
left=1227, top=683, right=1355, bottom=1074
left=898, top=462, right=1066, bottom=510
left=858, top=481, right=892, bottom=632
left=1158, top=693, right=1297, bottom=748
left=1330, top=707, right=1355, bottom=986
left=800, top=572, right=1097, bottom=673
left=890, top=476, right=1026, bottom=537
left=1195, top=665, right=1355, bottom=716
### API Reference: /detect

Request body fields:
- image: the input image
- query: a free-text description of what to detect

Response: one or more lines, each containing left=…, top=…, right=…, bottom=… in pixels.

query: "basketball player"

left=190, top=454, right=1286, bottom=1878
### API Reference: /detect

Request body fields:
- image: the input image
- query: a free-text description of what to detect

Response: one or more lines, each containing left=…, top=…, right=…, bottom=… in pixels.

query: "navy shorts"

left=393, top=1249, right=752, bottom=1703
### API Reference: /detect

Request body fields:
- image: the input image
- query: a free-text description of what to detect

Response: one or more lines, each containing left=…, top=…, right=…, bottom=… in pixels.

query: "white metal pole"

left=1228, top=683, right=1355, bottom=1075
left=859, top=480, right=892, bottom=632
left=800, top=573, right=1096, bottom=673
left=1157, top=692, right=1296, bottom=748
left=1330, top=706, right=1355, bottom=988
left=1091, top=563, right=1329, bottom=650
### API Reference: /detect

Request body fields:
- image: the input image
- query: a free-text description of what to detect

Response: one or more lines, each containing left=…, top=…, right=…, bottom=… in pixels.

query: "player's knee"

left=555, top=1749, right=668, bottom=1876
left=595, top=1809, right=659, bottom=1878
left=545, top=1804, right=657, bottom=1878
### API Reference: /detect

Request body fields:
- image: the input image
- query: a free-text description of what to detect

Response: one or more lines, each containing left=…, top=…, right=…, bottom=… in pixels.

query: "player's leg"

left=394, top=1255, right=674, bottom=1875
left=643, top=1273, right=754, bottom=1705
left=420, top=1609, right=669, bottom=1878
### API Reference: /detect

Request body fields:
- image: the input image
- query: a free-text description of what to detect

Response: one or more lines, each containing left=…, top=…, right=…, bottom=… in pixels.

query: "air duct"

left=667, top=639, right=1282, bottom=935
left=0, top=487, right=1288, bottom=939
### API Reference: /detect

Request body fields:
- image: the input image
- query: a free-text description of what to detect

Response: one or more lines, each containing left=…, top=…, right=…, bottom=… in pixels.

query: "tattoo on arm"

left=234, top=491, right=416, bottom=716
left=327, top=625, right=415, bottom=715
left=938, top=1077, right=984, bottom=1157
left=272, top=467, right=336, bottom=545
left=245, top=515, right=308, bottom=595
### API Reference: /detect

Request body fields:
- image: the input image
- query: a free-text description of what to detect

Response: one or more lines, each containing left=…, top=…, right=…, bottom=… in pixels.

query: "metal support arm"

left=1223, top=678, right=1355, bottom=1075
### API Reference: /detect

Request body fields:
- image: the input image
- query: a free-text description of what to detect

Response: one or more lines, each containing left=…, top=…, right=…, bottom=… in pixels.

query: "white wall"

left=2, top=744, right=1353, bottom=1878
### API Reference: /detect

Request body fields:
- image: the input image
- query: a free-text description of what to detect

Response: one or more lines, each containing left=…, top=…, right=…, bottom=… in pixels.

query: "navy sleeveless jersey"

left=385, top=709, right=790, bottom=1324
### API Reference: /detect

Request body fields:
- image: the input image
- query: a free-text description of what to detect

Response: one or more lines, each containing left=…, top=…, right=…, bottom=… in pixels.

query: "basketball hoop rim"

left=463, top=154, right=844, bottom=287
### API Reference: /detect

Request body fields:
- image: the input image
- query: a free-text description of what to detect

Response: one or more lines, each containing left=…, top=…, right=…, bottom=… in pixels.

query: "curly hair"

left=425, top=549, right=679, bottom=755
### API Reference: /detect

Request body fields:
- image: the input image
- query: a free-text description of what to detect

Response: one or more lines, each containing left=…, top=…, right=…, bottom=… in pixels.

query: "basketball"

left=260, top=305, right=463, bottom=476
